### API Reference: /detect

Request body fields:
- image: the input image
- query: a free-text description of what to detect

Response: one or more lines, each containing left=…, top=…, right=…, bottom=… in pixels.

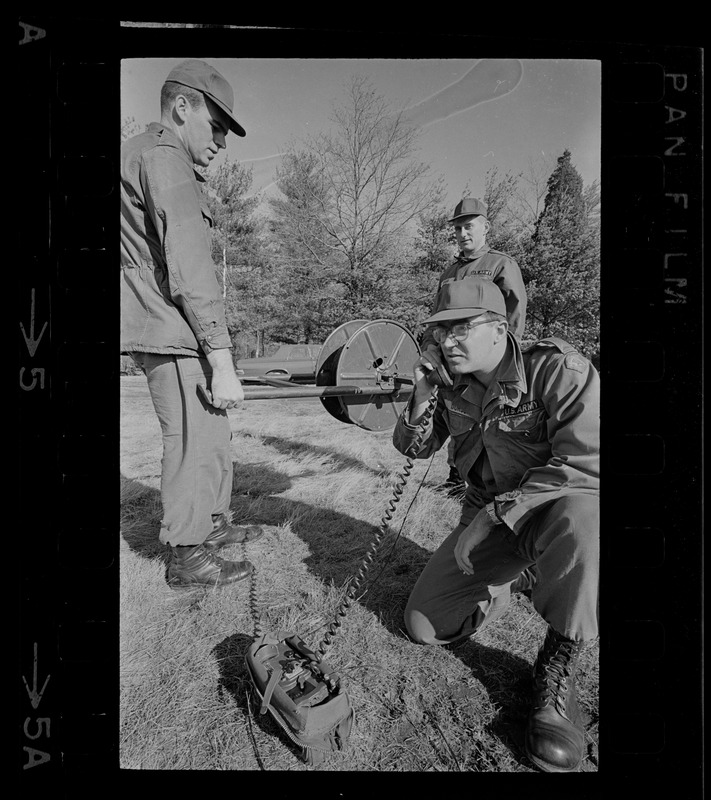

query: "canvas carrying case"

left=245, top=630, right=354, bottom=765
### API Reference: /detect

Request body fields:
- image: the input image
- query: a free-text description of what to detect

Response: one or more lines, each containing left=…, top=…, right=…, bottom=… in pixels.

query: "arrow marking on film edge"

left=22, top=643, right=50, bottom=710
left=20, top=289, right=48, bottom=358
left=19, top=22, right=47, bottom=45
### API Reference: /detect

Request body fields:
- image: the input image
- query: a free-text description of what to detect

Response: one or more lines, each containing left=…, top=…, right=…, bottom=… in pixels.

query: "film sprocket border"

left=16, top=18, right=703, bottom=791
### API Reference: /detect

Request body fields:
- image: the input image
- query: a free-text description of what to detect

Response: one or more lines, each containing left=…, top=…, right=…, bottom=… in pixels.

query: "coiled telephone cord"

left=315, top=389, right=439, bottom=659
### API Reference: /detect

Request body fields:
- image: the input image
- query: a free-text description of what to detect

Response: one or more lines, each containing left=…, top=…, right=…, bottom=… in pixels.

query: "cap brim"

left=447, top=212, right=485, bottom=223
left=424, top=307, right=489, bottom=324
left=226, top=115, right=246, bottom=137
left=205, top=92, right=246, bottom=137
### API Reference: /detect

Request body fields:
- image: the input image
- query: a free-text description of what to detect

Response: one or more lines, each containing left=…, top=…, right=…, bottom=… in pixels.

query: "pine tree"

left=521, top=150, right=600, bottom=360
left=203, top=159, right=278, bottom=358
left=532, top=149, right=587, bottom=244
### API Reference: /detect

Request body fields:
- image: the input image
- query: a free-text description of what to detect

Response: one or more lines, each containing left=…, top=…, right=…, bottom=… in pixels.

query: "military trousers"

left=405, top=494, right=599, bottom=644
left=131, top=352, right=234, bottom=546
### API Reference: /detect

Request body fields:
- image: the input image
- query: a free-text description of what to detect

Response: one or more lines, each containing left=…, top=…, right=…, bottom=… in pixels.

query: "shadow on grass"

left=120, top=454, right=559, bottom=770
left=230, top=458, right=432, bottom=636
left=260, top=433, right=388, bottom=479
left=260, top=432, right=446, bottom=492
left=120, top=473, right=167, bottom=562
left=448, top=639, right=533, bottom=764
left=118, top=463, right=293, bottom=562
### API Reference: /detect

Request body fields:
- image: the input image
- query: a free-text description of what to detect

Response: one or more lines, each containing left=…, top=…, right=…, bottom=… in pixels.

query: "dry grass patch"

left=120, top=377, right=598, bottom=771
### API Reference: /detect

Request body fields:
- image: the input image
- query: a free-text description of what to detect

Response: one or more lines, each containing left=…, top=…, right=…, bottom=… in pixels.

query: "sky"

left=121, top=57, right=601, bottom=211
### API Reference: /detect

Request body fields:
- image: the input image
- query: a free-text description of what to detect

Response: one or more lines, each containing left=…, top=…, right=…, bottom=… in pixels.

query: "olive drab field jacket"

left=120, top=122, right=232, bottom=357
left=393, top=335, right=600, bottom=532
left=421, top=247, right=528, bottom=350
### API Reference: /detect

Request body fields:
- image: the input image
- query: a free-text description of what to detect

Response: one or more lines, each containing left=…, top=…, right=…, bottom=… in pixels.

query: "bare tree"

left=270, top=76, right=444, bottom=318
left=482, top=166, right=523, bottom=253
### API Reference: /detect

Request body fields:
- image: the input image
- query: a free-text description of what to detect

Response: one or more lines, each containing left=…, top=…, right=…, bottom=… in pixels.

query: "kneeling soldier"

left=394, top=276, right=599, bottom=773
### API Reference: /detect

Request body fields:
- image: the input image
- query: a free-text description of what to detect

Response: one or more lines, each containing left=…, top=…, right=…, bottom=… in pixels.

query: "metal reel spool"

left=320, top=319, right=420, bottom=432
left=315, top=320, right=368, bottom=426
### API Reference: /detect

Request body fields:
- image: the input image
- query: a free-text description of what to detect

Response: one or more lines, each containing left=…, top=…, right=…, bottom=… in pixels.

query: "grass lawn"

left=120, top=375, right=599, bottom=772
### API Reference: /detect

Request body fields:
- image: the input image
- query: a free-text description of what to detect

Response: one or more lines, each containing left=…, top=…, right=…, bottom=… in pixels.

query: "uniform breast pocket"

left=497, top=409, right=547, bottom=443
left=446, top=409, right=477, bottom=437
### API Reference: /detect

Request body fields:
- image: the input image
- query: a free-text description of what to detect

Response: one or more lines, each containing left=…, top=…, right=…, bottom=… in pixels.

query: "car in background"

left=235, top=344, right=322, bottom=383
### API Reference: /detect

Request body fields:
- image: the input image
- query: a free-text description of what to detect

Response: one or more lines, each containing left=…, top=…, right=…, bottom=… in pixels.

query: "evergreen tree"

left=521, top=150, right=600, bottom=361
left=203, top=159, right=279, bottom=358
left=532, top=149, right=587, bottom=244
left=205, top=158, right=260, bottom=289
left=268, top=150, right=345, bottom=342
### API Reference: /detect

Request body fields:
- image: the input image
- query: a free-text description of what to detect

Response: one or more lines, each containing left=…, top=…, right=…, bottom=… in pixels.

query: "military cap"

left=448, top=197, right=488, bottom=222
left=166, top=59, right=246, bottom=137
left=424, top=276, right=506, bottom=323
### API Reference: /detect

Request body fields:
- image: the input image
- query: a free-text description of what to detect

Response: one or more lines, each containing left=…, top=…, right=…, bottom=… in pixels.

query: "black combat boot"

left=202, top=513, right=264, bottom=550
left=525, top=626, right=586, bottom=772
left=167, top=544, right=253, bottom=588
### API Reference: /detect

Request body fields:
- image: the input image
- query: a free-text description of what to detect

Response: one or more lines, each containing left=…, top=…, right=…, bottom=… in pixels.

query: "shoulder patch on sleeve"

left=564, top=353, right=587, bottom=373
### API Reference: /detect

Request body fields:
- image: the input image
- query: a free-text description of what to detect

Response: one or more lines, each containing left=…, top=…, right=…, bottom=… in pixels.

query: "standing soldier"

left=121, top=59, right=263, bottom=588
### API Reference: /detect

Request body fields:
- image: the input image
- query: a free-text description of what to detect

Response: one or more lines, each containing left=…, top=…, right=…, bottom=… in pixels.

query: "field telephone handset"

left=423, top=358, right=454, bottom=389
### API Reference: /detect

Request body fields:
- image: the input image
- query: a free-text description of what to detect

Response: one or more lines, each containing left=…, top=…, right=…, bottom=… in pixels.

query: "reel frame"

left=240, top=319, right=420, bottom=432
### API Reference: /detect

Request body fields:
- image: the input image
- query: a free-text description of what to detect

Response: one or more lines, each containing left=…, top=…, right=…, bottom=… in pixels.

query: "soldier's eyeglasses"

left=432, top=319, right=493, bottom=344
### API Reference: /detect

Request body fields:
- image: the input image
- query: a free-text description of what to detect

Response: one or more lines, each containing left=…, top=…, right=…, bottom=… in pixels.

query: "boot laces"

left=534, top=637, right=580, bottom=714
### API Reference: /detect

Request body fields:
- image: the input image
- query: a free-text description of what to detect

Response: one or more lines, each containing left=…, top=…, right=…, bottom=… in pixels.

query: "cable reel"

left=315, top=319, right=420, bottom=432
